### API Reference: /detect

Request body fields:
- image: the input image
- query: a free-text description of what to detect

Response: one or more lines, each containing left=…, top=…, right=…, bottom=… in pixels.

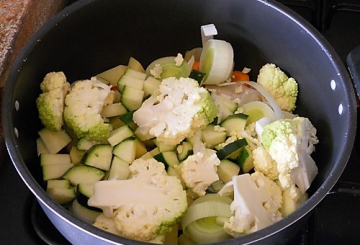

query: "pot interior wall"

left=4, top=0, right=356, bottom=244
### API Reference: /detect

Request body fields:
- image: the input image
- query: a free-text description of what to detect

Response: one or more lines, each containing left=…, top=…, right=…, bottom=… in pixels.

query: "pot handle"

left=346, top=45, right=360, bottom=104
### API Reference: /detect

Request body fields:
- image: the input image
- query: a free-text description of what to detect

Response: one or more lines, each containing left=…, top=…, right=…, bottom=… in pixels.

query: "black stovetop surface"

left=1, top=0, right=360, bottom=244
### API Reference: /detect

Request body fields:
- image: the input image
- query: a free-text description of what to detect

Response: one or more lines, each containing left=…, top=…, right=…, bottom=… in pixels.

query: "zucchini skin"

left=216, top=138, right=248, bottom=160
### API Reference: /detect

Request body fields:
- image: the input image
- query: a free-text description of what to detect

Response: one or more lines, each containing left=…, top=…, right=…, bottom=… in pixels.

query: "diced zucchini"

left=220, top=113, right=248, bottom=136
left=153, top=138, right=177, bottom=152
left=38, top=128, right=72, bottom=154
left=177, top=141, right=193, bottom=162
left=154, top=151, right=180, bottom=169
left=118, top=111, right=137, bottom=130
left=143, top=76, right=161, bottom=97
left=82, top=144, right=113, bottom=171
left=185, top=135, right=197, bottom=146
left=128, top=57, right=145, bottom=72
left=201, top=124, right=227, bottom=148
left=124, top=67, right=147, bottom=80
left=47, top=187, right=76, bottom=205
left=113, top=137, right=136, bottom=163
left=217, top=159, right=240, bottom=183
left=134, top=126, right=153, bottom=142
left=108, top=156, right=130, bottom=180
left=101, top=103, right=128, bottom=118
left=107, top=125, right=134, bottom=146
left=96, top=64, right=127, bottom=86
left=77, top=138, right=99, bottom=151
left=189, top=70, right=206, bottom=84
left=69, top=146, right=85, bottom=164
left=47, top=179, right=71, bottom=189
left=121, top=85, right=144, bottom=111
left=219, top=96, right=238, bottom=113
left=63, top=165, right=105, bottom=185
left=216, top=138, right=247, bottom=160
left=118, top=111, right=134, bottom=125
left=109, top=116, right=126, bottom=130
left=40, top=153, right=71, bottom=166
left=75, top=183, right=102, bottom=212
left=237, top=146, right=254, bottom=173
left=134, top=139, right=147, bottom=158
left=118, top=75, right=145, bottom=92
left=140, top=147, right=160, bottom=160
left=42, top=163, right=74, bottom=181
left=36, top=138, right=49, bottom=156
left=208, top=180, right=225, bottom=193
left=71, top=199, right=101, bottom=224
left=117, top=68, right=146, bottom=91
left=167, top=166, right=186, bottom=189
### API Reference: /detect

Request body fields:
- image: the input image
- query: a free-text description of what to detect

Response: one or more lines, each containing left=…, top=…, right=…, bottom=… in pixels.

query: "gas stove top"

left=1, top=0, right=359, bottom=244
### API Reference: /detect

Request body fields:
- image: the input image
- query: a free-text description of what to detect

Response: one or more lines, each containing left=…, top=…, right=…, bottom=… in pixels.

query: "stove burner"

left=30, top=198, right=71, bottom=245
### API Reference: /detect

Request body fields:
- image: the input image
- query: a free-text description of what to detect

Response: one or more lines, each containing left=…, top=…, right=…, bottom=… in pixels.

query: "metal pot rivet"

left=15, top=100, right=20, bottom=111
left=338, top=103, right=344, bottom=115
left=330, top=79, right=337, bottom=90
left=14, top=127, right=19, bottom=138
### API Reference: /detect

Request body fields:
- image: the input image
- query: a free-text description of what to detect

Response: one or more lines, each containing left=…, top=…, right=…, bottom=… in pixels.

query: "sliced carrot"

left=231, top=70, right=250, bottom=82
left=192, top=60, right=200, bottom=71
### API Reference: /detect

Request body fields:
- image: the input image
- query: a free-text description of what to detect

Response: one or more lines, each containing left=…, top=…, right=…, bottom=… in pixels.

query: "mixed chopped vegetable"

left=35, top=24, right=318, bottom=244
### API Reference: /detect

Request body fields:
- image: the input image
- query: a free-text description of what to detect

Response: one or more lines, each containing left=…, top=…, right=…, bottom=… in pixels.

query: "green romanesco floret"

left=261, top=117, right=319, bottom=200
left=36, top=72, right=70, bottom=131
left=63, top=77, right=112, bottom=141
left=257, top=63, right=298, bottom=112
left=218, top=171, right=283, bottom=237
left=133, top=77, right=217, bottom=146
left=88, top=158, right=188, bottom=243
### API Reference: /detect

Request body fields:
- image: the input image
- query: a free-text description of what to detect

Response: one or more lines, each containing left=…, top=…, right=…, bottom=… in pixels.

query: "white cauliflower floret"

left=150, top=64, right=163, bottom=79
left=63, top=77, right=112, bottom=141
left=133, top=77, right=217, bottom=146
left=93, top=214, right=165, bottom=243
left=36, top=72, right=70, bottom=131
left=219, top=171, right=282, bottom=237
left=181, top=131, right=220, bottom=196
left=88, top=158, right=187, bottom=243
left=257, top=63, right=298, bottom=112
left=261, top=117, right=319, bottom=200
left=252, top=146, right=279, bottom=180
left=174, top=53, right=184, bottom=66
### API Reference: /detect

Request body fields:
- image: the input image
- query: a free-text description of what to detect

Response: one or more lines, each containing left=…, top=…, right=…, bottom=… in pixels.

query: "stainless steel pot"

left=2, top=0, right=357, bottom=244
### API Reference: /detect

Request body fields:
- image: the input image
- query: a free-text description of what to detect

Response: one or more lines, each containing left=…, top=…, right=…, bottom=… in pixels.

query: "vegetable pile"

left=35, top=24, right=319, bottom=244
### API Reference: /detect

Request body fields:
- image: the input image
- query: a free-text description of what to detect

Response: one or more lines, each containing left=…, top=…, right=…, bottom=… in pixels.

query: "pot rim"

left=2, top=0, right=357, bottom=244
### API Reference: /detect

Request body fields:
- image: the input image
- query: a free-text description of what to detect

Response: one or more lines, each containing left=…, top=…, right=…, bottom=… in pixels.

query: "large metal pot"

left=2, top=0, right=358, bottom=244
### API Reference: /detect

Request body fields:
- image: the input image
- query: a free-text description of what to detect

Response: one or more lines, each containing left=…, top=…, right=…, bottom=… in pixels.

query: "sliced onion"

left=200, top=39, right=234, bottom=85
left=242, top=101, right=276, bottom=124
left=242, top=81, right=284, bottom=120
left=184, top=217, right=231, bottom=244
left=145, top=56, right=191, bottom=80
left=184, top=47, right=202, bottom=62
left=181, top=194, right=232, bottom=232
